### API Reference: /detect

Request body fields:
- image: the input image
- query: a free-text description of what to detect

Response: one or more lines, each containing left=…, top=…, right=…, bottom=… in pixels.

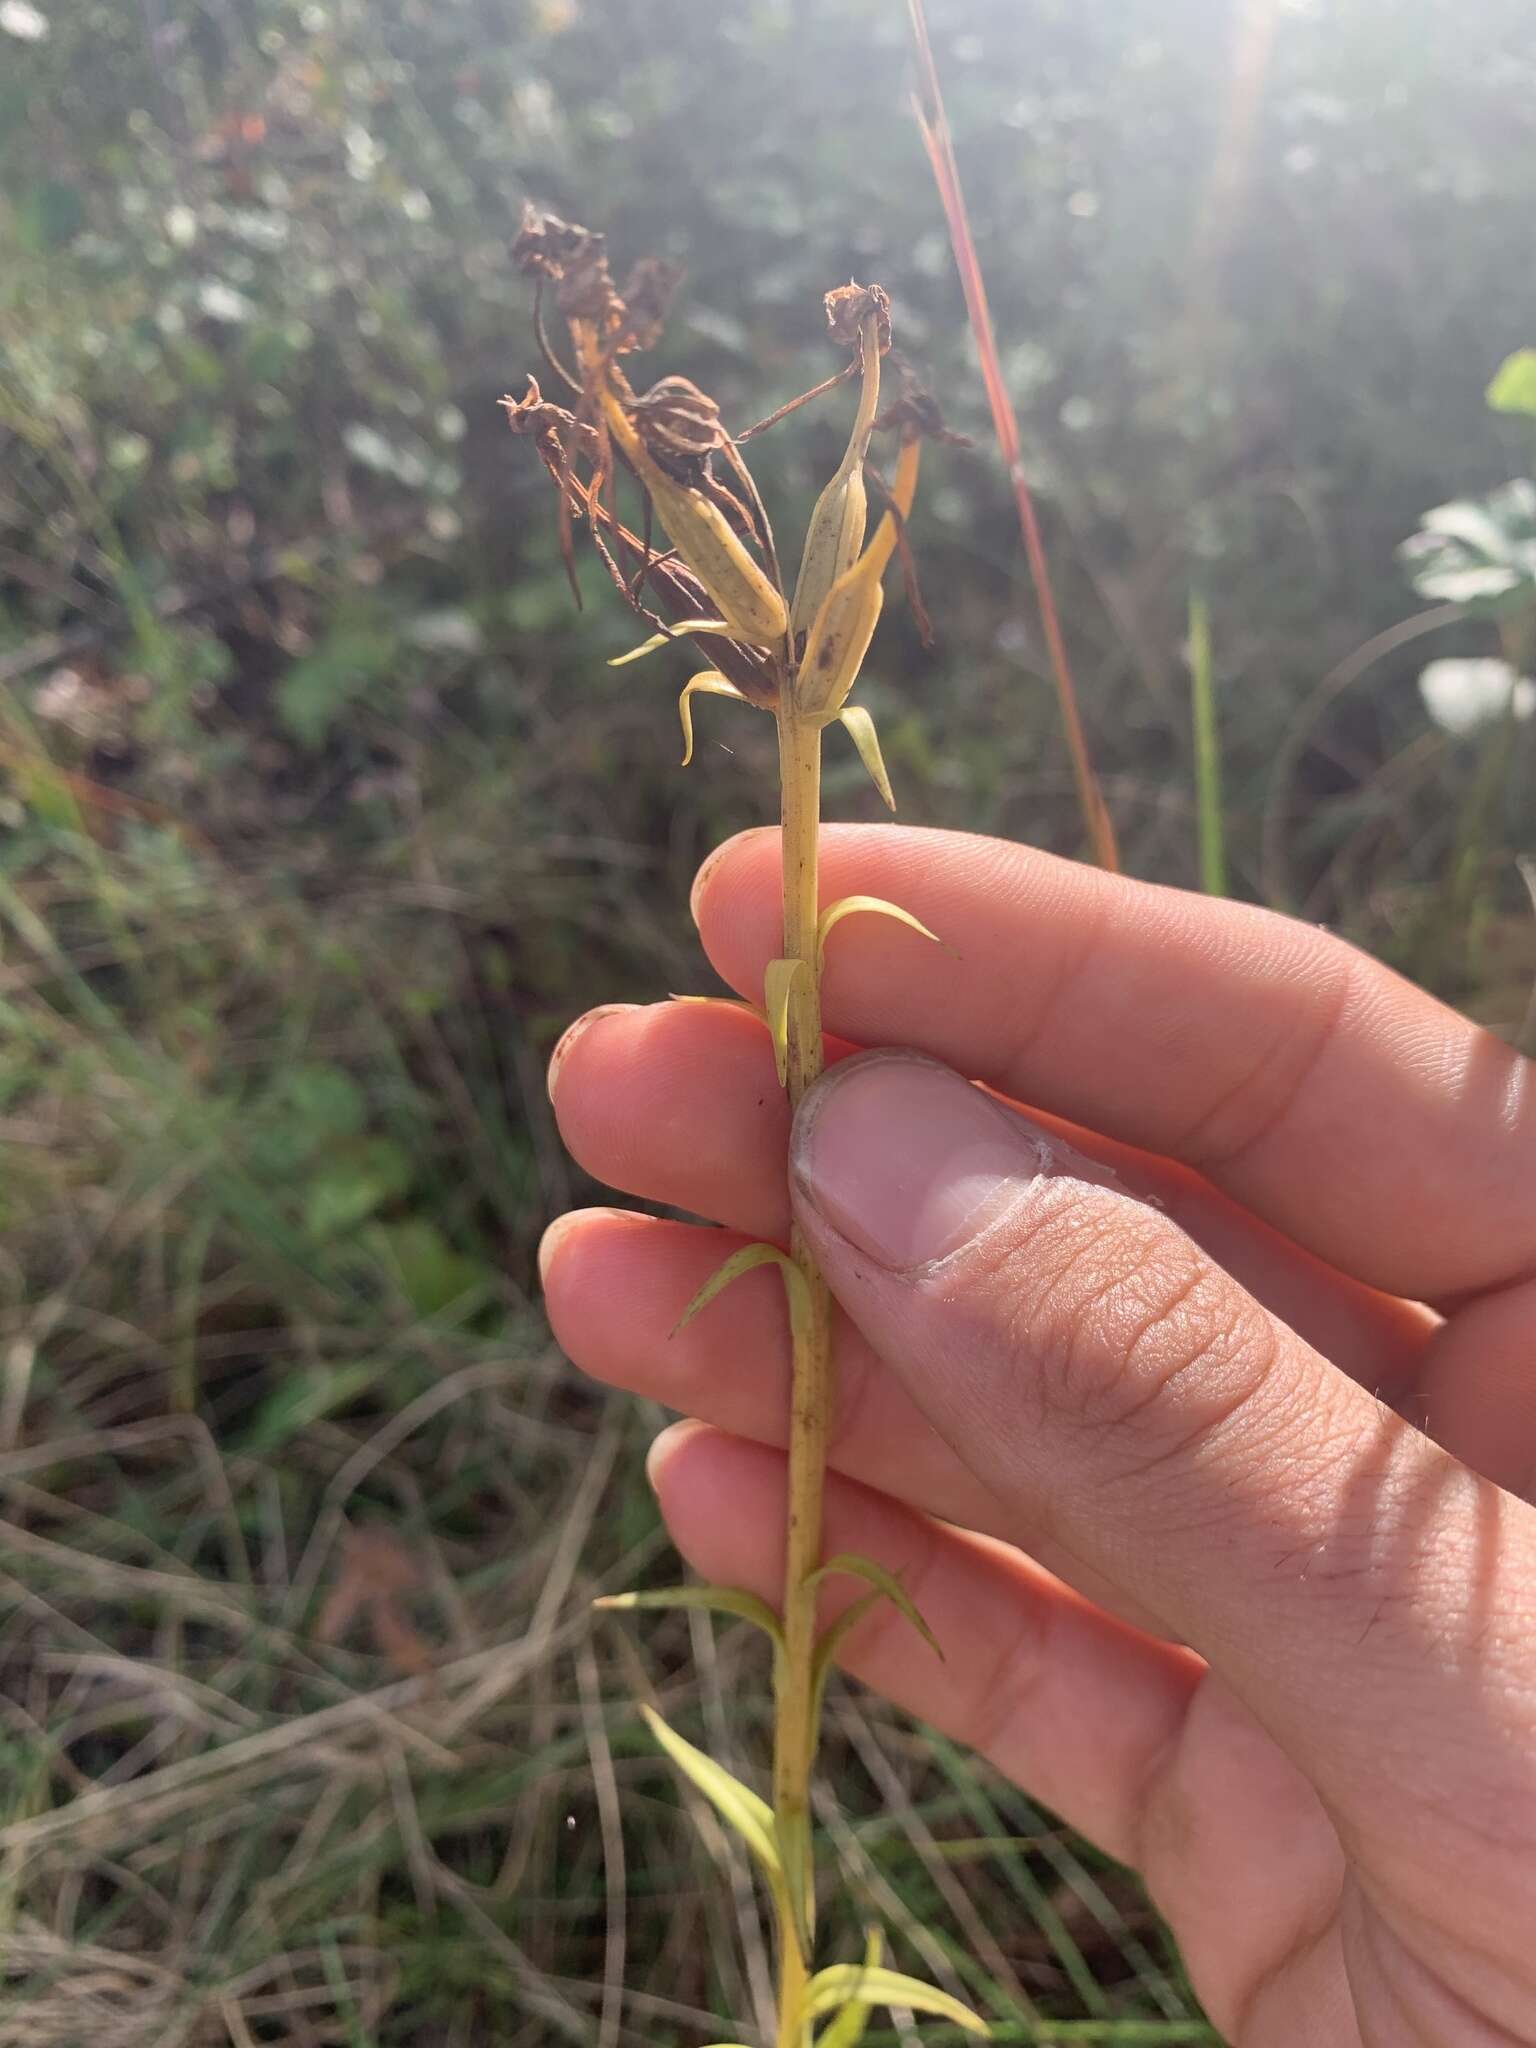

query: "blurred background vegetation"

left=0, top=0, right=1532, bottom=2042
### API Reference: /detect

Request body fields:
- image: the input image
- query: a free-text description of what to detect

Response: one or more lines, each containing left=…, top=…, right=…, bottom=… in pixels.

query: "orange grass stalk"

left=905, top=0, right=1119, bottom=872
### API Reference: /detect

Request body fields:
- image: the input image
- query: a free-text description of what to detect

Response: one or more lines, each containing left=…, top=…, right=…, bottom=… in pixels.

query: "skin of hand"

left=540, top=823, right=1536, bottom=2047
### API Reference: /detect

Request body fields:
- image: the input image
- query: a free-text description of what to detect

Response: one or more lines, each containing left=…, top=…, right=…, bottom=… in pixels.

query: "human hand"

left=541, top=823, right=1536, bottom=2045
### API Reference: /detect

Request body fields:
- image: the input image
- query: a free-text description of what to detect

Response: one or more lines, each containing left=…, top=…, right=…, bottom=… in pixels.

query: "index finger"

left=690, top=824, right=1536, bottom=1301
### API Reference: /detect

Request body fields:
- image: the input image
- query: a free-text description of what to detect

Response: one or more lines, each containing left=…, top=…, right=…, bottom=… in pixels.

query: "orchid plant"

left=508, top=211, right=988, bottom=2048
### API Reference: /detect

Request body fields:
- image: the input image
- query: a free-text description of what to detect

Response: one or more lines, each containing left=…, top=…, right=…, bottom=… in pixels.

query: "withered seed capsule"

left=598, top=387, right=787, bottom=648
left=645, top=472, right=788, bottom=646
left=789, top=305, right=884, bottom=640
left=794, top=434, right=920, bottom=720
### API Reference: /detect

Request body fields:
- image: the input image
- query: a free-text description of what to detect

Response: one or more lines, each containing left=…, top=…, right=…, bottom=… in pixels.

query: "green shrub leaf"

left=1487, top=349, right=1536, bottom=420
left=302, top=1136, right=412, bottom=1241
left=1398, top=480, right=1536, bottom=614
left=369, top=1218, right=489, bottom=1317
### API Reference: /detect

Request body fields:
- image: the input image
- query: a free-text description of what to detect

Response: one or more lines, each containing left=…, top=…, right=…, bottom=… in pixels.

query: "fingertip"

left=536, top=1210, right=583, bottom=1290
left=644, top=1415, right=715, bottom=1494
left=645, top=1423, right=786, bottom=1544
left=689, top=826, right=778, bottom=929
left=546, top=1001, right=639, bottom=1105
left=537, top=1205, right=655, bottom=1324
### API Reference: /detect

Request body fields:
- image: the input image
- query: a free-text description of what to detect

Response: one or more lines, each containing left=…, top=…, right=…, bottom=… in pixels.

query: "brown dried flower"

left=629, top=376, right=726, bottom=473
left=824, top=281, right=893, bottom=355
left=619, top=256, right=685, bottom=350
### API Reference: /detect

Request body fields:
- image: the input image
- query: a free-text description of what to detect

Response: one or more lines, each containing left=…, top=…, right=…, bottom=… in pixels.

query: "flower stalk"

left=509, top=211, right=988, bottom=2047
left=771, top=695, right=831, bottom=2042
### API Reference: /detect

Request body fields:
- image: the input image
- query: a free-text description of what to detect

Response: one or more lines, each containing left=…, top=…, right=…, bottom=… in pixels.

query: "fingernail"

left=791, top=1052, right=1053, bottom=1271
left=546, top=1003, right=638, bottom=1102
left=688, top=839, right=730, bottom=927
left=690, top=828, right=763, bottom=927
left=536, top=1211, right=583, bottom=1287
left=646, top=1417, right=706, bottom=1491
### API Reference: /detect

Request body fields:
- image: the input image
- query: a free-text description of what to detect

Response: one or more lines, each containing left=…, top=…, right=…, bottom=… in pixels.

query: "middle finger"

left=549, top=996, right=1432, bottom=1392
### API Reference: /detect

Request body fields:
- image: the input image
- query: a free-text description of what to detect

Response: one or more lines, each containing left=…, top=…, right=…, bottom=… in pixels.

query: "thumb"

left=788, top=1051, right=1536, bottom=1896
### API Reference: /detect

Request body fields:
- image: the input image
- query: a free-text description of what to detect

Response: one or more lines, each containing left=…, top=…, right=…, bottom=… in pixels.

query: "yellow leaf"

left=802, top=1963, right=989, bottom=2036
left=813, top=1928, right=883, bottom=2048
left=608, top=618, right=734, bottom=667
left=763, top=956, right=813, bottom=1088
left=594, top=1582, right=784, bottom=1651
left=815, top=895, right=942, bottom=973
left=638, top=1704, right=780, bottom=1880
left=675, top=670, right=749, bottom=766
left=838, top=704, right=896, bottom=811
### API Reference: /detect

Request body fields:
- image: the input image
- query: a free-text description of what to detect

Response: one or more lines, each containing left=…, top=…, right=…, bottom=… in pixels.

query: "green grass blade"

left=1187, top=589, right=1227, bottom=897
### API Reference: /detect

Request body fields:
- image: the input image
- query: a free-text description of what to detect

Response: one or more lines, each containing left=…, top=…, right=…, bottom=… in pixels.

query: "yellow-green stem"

left=772, top=702, right=832, bottom=2047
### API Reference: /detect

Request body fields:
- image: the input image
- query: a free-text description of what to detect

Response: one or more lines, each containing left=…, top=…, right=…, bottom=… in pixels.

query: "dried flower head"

left=824, top=280, right=893, bottom=355
left=630, top=376, right=727, bottom=476
left=507, top=220, right=945, bottom=775
left=875, top=359, right=972, bottom=447
left=499, top=375, right=600, bottom=461
left=619, top=256, right=686, bottom=350
left=509, top=205, right=594, bottom=280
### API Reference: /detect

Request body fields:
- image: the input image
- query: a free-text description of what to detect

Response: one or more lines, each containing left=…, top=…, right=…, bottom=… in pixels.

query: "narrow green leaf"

left=671, top=1240, right=800, bottom=1338
left=815, top=894, right=943, bottom=973
left=802, top=1964, right=989, bottom=2036
left=638, top=1704, right=780, bottom=1880
left=808, top=1586, right=883, bottom=1731
left=608, top=619, right=733, bottom=666
left=806, top=1552, right=943, bottom=1660
left=838, top=703, right=896, bottom=810
left=764, top=956, right=813, bottom=1087
left=813, top=1928, right=883, bottom=2048
left=675, top=670, right=749, bottom=766
left=594, top=1582, right=784, bottom=1650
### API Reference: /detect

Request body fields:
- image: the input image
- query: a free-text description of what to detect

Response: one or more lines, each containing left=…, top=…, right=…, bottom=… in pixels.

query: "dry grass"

left=0, top=795, right=1217, bottom=2045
